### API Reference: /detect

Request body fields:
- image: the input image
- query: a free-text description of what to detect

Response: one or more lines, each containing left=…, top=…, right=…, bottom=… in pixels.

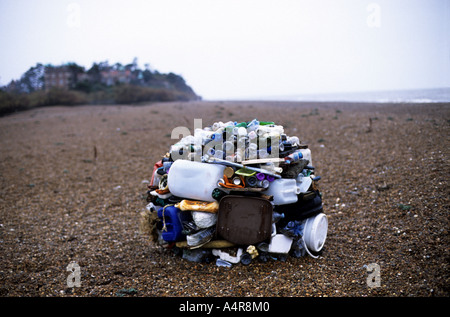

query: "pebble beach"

left=0, top=101, right=448, bottom=297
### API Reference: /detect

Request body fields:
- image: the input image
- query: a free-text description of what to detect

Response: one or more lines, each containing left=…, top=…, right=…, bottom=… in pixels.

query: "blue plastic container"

left=157, top=206, right=187, bottom=242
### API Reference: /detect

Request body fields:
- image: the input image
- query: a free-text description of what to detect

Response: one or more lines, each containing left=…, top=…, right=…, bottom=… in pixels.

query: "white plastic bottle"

left=299, top=148, right=312, bottom=166
left=167, top=160, right=225, bottom=202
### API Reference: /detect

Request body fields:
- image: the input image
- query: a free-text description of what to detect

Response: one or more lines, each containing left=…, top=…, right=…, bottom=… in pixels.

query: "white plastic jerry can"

left=263, top=178, right=300, bottom=205
left=167, top=159, right=225, bottom=202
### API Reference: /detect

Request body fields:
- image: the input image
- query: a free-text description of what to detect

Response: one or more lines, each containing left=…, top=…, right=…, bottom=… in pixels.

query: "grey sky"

left=0, top=0, right=449, bottom=99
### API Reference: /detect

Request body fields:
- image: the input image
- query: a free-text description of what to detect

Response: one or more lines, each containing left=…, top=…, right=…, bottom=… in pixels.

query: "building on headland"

left=100, top=69, right=132, bottom=86
left=44, top=66, right=72, bottom=90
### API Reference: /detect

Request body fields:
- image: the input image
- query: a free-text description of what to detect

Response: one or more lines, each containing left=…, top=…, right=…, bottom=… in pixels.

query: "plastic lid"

left=304, top=213, right=328, bottom=252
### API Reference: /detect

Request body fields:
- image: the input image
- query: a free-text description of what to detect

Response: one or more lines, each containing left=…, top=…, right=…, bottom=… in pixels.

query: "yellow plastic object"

left=234, top=168, right=256, bottom=177
left=176, top=200, right=219, bottom=213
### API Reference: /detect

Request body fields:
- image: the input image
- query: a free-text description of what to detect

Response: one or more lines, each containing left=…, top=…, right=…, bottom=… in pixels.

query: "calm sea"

left=248, top=88, right=450, bottom=103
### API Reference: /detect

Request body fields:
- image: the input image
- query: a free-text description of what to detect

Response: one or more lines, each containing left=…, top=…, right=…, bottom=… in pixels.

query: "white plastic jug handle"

left=302, top=236, right=319, bottom=259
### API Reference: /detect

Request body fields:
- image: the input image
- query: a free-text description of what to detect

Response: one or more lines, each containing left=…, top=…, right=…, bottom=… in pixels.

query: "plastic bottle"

left=248, top=130, right=257, bottom=141
left=236, top=127, right=247, bottom=137
left=211, top=132, right=223, bottom=142
left=145, top=202, right=157, bottom=212
left=255, top=173, right=265, bottom=181
left=279, top=220, right=304, bottom=238
left=235, top=149, right=244, bottom=162
left=194, top=129, right=214, bottom=146
left=284, top=150, right=303, bottom=164
left=232, top=176, right=242, bottom=186
left=247, top=142, right=257, bottom=159
left=223, top=141, right=234, bottom=154
left=240, top=252, right=252, bottom=266
left=163, top=161, right=173, bottom=172
left=257, top=179, right=269, bottom=189
left=246, top=175, right=258, bottom=187
left=237, top=137, right=247, bottom=150
left=235, top=121, right=247, bottom=128
left=256, top=242, right=269, bottom=252
left=257, top=149, right=269, bottom=159
left=225, top=155, right=236, bottom=162
left=259, top=121, right=275, bottom=126
left=246, top=119, right=259, bottom=132
left=216, top=258, right=233, bottom=268
left=211, top=188, right=228, bottom=201
left=256, top=126, right=270, bottom=136
left=189, top=144, right=202, bottom=156
left=272, top=211, right=285, bottom=223
left=212, top=121, right=223, bottom=131
left=170, top=143, right=188, bottom=159
left=287, top=136, right=300, bottom=146
left=214, top=150, right=224, bottom=159
left=299, top=148, right=312, bottom=166
left=290, top=240, right=306, bottom=258
left=167, top=160, right=225, bottom=202
left=224, top=125, right=234, bottom=136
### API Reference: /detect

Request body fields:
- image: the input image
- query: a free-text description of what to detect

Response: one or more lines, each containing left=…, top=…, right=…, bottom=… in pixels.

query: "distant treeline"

left=0, top=58, right=200, bottom=116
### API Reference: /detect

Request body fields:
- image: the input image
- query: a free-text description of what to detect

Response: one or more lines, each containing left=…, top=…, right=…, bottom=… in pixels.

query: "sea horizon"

left=212, top=87, right=450, bottom=104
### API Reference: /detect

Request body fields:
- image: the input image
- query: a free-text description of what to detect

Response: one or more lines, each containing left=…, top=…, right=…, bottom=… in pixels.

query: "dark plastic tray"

left=216, top=195, right=273, bottom=245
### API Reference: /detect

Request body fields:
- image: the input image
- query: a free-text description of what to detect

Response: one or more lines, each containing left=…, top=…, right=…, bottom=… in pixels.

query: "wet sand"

left=0, top=100, right=448, bottom=297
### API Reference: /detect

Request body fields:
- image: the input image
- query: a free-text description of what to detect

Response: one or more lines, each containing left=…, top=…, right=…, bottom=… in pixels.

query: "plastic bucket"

left=303, top=213, right=328, bottom=252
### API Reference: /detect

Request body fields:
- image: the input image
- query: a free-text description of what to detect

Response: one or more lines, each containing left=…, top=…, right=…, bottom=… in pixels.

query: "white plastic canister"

left=268, top=234, right=293, bottom=254
left=303, top=213, right=328, bottom=252
left=263, top=178, right=300, bottom=205
left=167, top=160, right=225, bottom=202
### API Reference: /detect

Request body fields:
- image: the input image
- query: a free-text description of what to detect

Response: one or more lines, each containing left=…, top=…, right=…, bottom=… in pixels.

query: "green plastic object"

left=235, top=168, right=256, bottom=177
left=235, top=122, right=248, bottom=128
